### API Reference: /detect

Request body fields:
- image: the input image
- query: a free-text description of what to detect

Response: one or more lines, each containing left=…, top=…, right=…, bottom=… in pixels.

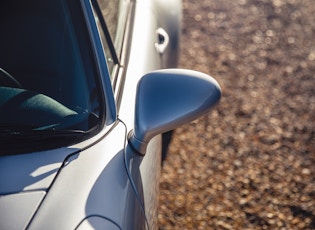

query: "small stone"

left=302, top=168, right=311, bottom=175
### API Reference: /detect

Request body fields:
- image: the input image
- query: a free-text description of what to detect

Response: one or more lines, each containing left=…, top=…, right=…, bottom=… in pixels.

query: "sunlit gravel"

left=158, top=0, right=315, bottom=229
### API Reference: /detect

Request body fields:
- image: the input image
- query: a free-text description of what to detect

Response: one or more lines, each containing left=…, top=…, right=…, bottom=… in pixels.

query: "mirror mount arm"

left=128, top=131, right=147, bottom=156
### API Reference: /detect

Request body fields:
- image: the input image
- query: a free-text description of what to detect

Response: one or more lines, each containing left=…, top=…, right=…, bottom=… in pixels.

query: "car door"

left=119, top=1, right=163, bottom=228
left=91, top=0, right=162, bottom=228
left=92, top=1, right=186, bottom=228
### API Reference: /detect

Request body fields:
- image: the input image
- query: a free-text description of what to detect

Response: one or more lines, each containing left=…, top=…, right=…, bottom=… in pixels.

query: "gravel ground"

left=158, top=0, right=315, bottom=229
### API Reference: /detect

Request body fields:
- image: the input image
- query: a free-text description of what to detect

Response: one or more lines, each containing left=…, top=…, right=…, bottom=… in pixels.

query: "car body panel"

left=28, top=121, right=146, bottom=230
left=0, top=148, right=76, bottom=194
left=77, top=217, right=121, bottom=230
left=0, top=191, right=45, bottom=230
left=141, top=0, right=182, bottom=68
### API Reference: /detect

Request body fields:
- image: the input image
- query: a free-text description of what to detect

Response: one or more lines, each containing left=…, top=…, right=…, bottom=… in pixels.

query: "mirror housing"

left=128, top=69, right=221, bottom=155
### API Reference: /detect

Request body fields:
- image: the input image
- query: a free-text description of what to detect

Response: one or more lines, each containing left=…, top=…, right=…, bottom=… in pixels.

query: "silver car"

left=0, top=0, right=221, bottom=229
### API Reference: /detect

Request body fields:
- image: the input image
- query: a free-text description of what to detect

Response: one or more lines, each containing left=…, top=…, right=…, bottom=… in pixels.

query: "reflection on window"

left=94, top=14, right=116, bottom=75
left=94, top=0, right=129, bottom=78
left=97, top=0, right=119, bottom=44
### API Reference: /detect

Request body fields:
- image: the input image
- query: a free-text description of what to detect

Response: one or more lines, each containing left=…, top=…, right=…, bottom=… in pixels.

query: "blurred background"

left=158, top=0, right=315, bottom=229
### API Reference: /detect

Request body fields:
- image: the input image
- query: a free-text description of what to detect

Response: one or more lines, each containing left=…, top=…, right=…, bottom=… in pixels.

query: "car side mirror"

left=128, top=69, right=221, bottom=155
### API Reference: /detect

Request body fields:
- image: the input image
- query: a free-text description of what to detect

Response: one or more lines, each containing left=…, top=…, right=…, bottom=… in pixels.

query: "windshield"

left=0, top=0, right=103, bottom=154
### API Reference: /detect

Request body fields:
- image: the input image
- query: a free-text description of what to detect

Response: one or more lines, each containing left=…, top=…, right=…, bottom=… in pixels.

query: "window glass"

left=0, top=0, right=103, bottom=155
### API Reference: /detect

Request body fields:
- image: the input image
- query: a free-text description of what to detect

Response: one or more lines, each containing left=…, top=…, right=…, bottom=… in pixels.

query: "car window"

left=0, top=0, right=103, bottom=154
left=92, top=0, right=130, bottom=80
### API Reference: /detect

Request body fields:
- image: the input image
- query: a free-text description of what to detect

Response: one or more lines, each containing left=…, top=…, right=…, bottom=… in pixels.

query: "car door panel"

left=119, top=2, right=163, bottom=229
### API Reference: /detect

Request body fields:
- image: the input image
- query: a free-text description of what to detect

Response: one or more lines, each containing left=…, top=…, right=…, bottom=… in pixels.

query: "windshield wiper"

left=0, top=124, right=86, bottom=139
left=0, top=128, right=87, bottom=156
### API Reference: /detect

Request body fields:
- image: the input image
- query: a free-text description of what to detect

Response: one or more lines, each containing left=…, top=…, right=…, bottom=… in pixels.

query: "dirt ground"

left=158, top=0, right=315, bottom=229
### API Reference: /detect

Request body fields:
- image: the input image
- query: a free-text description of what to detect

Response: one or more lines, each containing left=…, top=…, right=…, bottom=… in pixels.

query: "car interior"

left=0, top=0, right=99, bottom=131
